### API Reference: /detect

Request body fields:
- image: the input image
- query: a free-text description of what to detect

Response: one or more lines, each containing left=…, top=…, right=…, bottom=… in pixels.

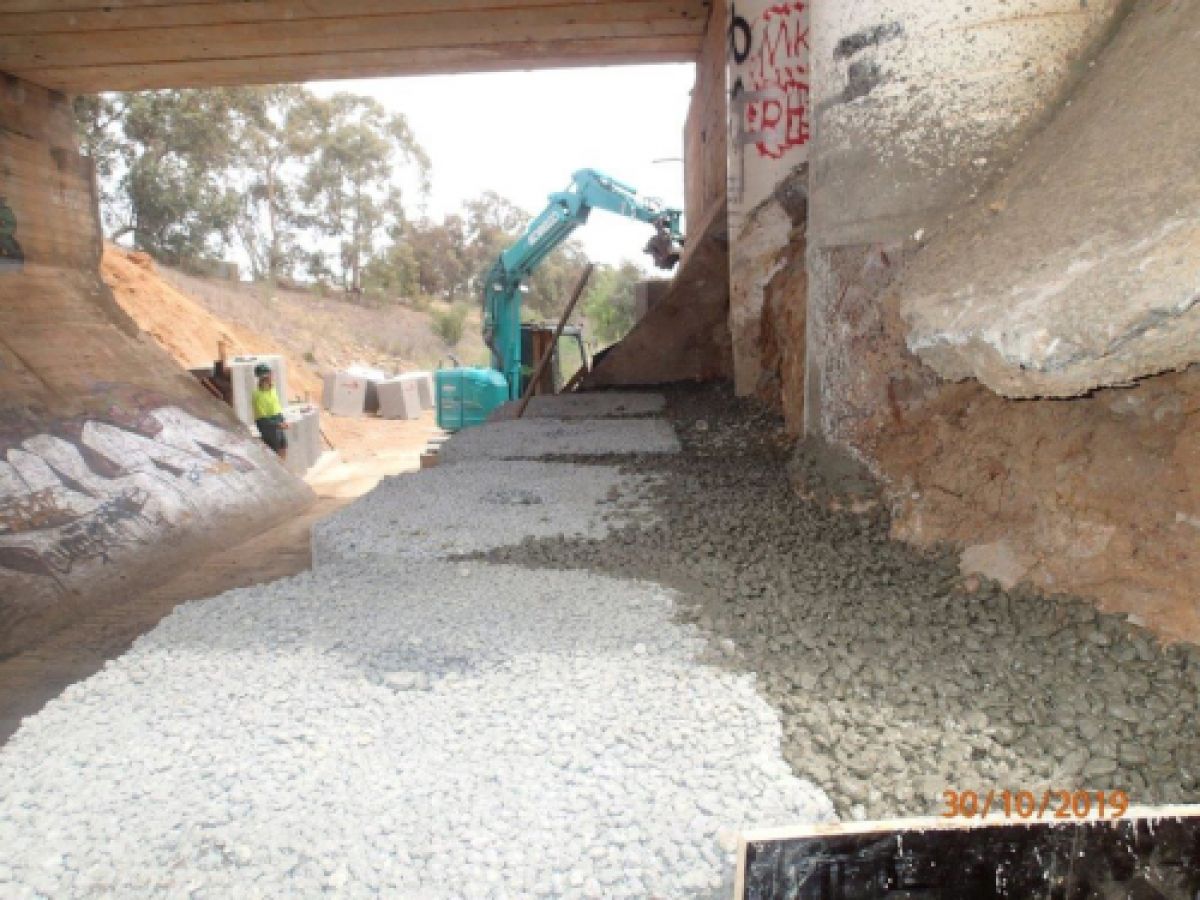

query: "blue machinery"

left=436, top=169, right=683, bottom=431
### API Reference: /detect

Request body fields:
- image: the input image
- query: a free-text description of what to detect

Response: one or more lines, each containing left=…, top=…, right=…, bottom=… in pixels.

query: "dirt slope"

left=159, top=266, right=488, bottom=373
left=101, top=246, right=324, bottom=401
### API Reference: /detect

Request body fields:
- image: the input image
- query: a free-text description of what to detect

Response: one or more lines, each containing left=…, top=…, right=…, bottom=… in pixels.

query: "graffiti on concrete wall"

left=0, top=395, right=270, bottom=592
left=0, top=195, right=24, bottom=271
left=728, top=0, right=811, bottom=207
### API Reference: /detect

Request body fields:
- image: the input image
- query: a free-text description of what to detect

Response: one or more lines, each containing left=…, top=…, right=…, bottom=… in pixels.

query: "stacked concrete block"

left=281, top=403, right=322, bottom=475
left=399, top=371, right=435, bottom=410
left=228, top=355, right=288, bottom=430
left=376, top=377, right=422, bottom=420
left=322, top=372, right=368, bottom=418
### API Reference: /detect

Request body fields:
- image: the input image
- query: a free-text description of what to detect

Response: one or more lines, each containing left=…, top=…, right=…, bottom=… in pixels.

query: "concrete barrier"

left=400, top=372, right=435, bottom=410
left=282, top=404, right=322, bottom=475
left=322, top=373, right=368, bottom=418
left=376, top=378, right=422, bottom=420
left=228, top=355, right=288, bottom=429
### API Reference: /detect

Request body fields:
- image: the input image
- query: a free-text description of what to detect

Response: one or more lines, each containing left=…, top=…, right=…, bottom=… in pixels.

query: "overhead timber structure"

left=0, top=0, right=711, bottom=91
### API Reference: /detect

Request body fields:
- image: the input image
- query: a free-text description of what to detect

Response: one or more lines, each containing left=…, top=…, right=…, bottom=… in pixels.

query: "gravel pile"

left=438, top=417, right=680, bottom=464
left=0, top=563, right=832, bottom=898
left=484, top=385, right=1200, bottom=821
left=313, top=460, right=659, bottom=566
left=490, top=392, right=667, bottom=420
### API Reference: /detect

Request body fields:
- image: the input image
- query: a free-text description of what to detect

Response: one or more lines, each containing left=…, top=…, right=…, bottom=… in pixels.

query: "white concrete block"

left=324, top=373, right=368, bottom=418
left=376, top=378, right=422, bottom=420
left=400, top=371, right=435, bottom=410
left=228, top=355, right=288, bottom=430
left=282, top=403, right=322, bottom=475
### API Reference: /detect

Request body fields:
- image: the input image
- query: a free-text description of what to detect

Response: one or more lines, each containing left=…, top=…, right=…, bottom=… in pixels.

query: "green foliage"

left=431, top=304, right=468, bottom=347
left=582, top=261, right=642, bottom=346
left=72, top=92, right=623, bottom=345
left=74, top=86, right=429, bottom=285
left=293, top=92, right=430, bottom=293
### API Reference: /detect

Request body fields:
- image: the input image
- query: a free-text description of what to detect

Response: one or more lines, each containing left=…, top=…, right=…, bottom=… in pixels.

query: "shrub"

left=432, top=304, right=468, bottom=347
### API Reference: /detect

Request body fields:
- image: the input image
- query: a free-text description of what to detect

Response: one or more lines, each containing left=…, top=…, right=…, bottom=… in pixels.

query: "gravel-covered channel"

left=482, top=385, right=1200, bottom=820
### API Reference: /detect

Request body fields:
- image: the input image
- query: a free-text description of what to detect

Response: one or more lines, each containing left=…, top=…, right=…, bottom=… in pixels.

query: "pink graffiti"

left=743, top=1, right=810, bottom=160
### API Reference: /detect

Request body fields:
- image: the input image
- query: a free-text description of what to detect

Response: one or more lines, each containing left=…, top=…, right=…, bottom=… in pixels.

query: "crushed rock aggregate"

left=438, top=417, right=680, bottom=464
left=481, top=384, right=1200, bottom=821
left=0, top=563, right=831, bottom=898
left=312, top=460, right=659, bottom=566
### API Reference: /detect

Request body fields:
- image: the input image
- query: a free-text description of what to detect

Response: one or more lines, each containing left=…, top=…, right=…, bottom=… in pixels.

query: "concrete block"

left=321, top=373, right=336, bottom=411
left=282, top=403, right=322, bottom=475
left=400, top=371, right=435, bottom=410
left=376, top=378, right=422, bottom=420
left=228, top=355, right=288, bottom=430
left=323, top=373, right=368, bottom=418
left=345, top=365, right=389, bottom=414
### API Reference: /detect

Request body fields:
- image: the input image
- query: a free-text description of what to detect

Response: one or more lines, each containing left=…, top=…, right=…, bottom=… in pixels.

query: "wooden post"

left=515, top=264, right=593, bottom=419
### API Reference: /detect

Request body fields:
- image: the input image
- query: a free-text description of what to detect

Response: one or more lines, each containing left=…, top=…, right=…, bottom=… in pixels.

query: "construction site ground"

left=1, top=385, right=1197, bottom=898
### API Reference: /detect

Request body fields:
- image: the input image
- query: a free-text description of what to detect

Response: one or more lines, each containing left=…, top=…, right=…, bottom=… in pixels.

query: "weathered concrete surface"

left=808, top=0, right=1128, bottom=250
left=583, top=200, right=732, bottom=389
left=899, top=0, right=1200, bottom=397
left=725, top=0, right=811, bottom=396
left=0, top=74, right=311, bottom=657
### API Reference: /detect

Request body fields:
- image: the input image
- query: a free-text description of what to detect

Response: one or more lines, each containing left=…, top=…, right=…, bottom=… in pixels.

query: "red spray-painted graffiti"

left=730, top=1, right=811, bottom=161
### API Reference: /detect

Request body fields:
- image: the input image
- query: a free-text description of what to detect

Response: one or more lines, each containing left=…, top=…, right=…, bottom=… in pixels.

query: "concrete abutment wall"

left=719, top=0, right=1199, bottom=641
left=0, top=74, right=312, bottom=656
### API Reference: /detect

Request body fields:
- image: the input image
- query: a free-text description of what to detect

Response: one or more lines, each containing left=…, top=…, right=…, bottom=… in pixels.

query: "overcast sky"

left=309, top=63, right=696, bottom=272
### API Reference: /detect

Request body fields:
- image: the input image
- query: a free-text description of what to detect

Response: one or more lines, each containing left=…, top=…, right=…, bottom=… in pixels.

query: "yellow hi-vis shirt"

left=252, top=386, right=283, bottom=420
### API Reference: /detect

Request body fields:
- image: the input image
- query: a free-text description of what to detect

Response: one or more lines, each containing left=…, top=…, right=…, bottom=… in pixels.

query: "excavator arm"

left=482, top=169, right=683, bottom=401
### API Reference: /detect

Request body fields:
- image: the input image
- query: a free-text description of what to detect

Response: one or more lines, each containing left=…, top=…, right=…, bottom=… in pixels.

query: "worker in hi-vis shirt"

left=252, top=363, right=287, bottom=460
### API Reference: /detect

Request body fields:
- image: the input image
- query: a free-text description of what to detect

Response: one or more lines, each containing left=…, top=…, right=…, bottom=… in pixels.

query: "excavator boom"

left=436, top=170, right=682, bottom=431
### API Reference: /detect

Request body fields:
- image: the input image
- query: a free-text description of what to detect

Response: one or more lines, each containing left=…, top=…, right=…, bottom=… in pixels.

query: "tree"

left=582, top=261, right=642, bottom=346
left=113, top=89, right=249, bottom=264
left=73, top=94, right=129, bottom=234
left=227, top=85, right=311, bottom=281
left=294, top=93, right=430, bottom=293
left=406, top=214, right=470, bottom=300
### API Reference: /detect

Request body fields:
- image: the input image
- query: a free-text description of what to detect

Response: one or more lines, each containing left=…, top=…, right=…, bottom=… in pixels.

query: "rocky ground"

left=0, top=392, right=833, bottom=898
left=482, top=384, right=1200, bottom=820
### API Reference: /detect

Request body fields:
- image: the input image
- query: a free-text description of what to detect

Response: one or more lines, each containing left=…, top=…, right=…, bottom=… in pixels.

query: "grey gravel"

left=313, top=460, right=659, bottom=566
left=438, top=417, right=680, bottom=464
left=490, top=392, right=667, bottom=420
left=483, top=384, right=1200, bottom=820
left=0, top=563, right=832, bottom=898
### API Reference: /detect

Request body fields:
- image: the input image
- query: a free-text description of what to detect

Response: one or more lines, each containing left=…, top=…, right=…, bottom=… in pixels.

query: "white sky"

left=308, top=63, right=696, bottom=272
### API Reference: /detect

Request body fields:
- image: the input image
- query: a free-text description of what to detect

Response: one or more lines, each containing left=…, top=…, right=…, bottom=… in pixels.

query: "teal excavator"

left=435, top=169, right=683, bottom=431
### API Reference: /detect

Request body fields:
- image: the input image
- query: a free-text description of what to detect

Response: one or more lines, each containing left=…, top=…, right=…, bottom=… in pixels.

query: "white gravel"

left=491, top=393, right=667, bottom=420
left=0, top=563, right=833, bottom=898
left=439, top=418, right=680, bottom=464
left=312, top=461, right=658, bottom=566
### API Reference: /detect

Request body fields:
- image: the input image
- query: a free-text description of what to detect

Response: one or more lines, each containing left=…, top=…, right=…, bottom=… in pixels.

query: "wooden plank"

left=0, top=0, right=707, bottom=14
left=19, top=36, right=700, bottom=92
left=735, top=805, right=1200, bottom=899
left=0, top=0, right=709, bottom=35
left=0, top=4, right=703, bottom=70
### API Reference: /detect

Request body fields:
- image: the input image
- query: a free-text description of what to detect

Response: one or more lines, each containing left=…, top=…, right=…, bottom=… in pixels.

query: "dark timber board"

left=735, top=807, right=1200, bottom=899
